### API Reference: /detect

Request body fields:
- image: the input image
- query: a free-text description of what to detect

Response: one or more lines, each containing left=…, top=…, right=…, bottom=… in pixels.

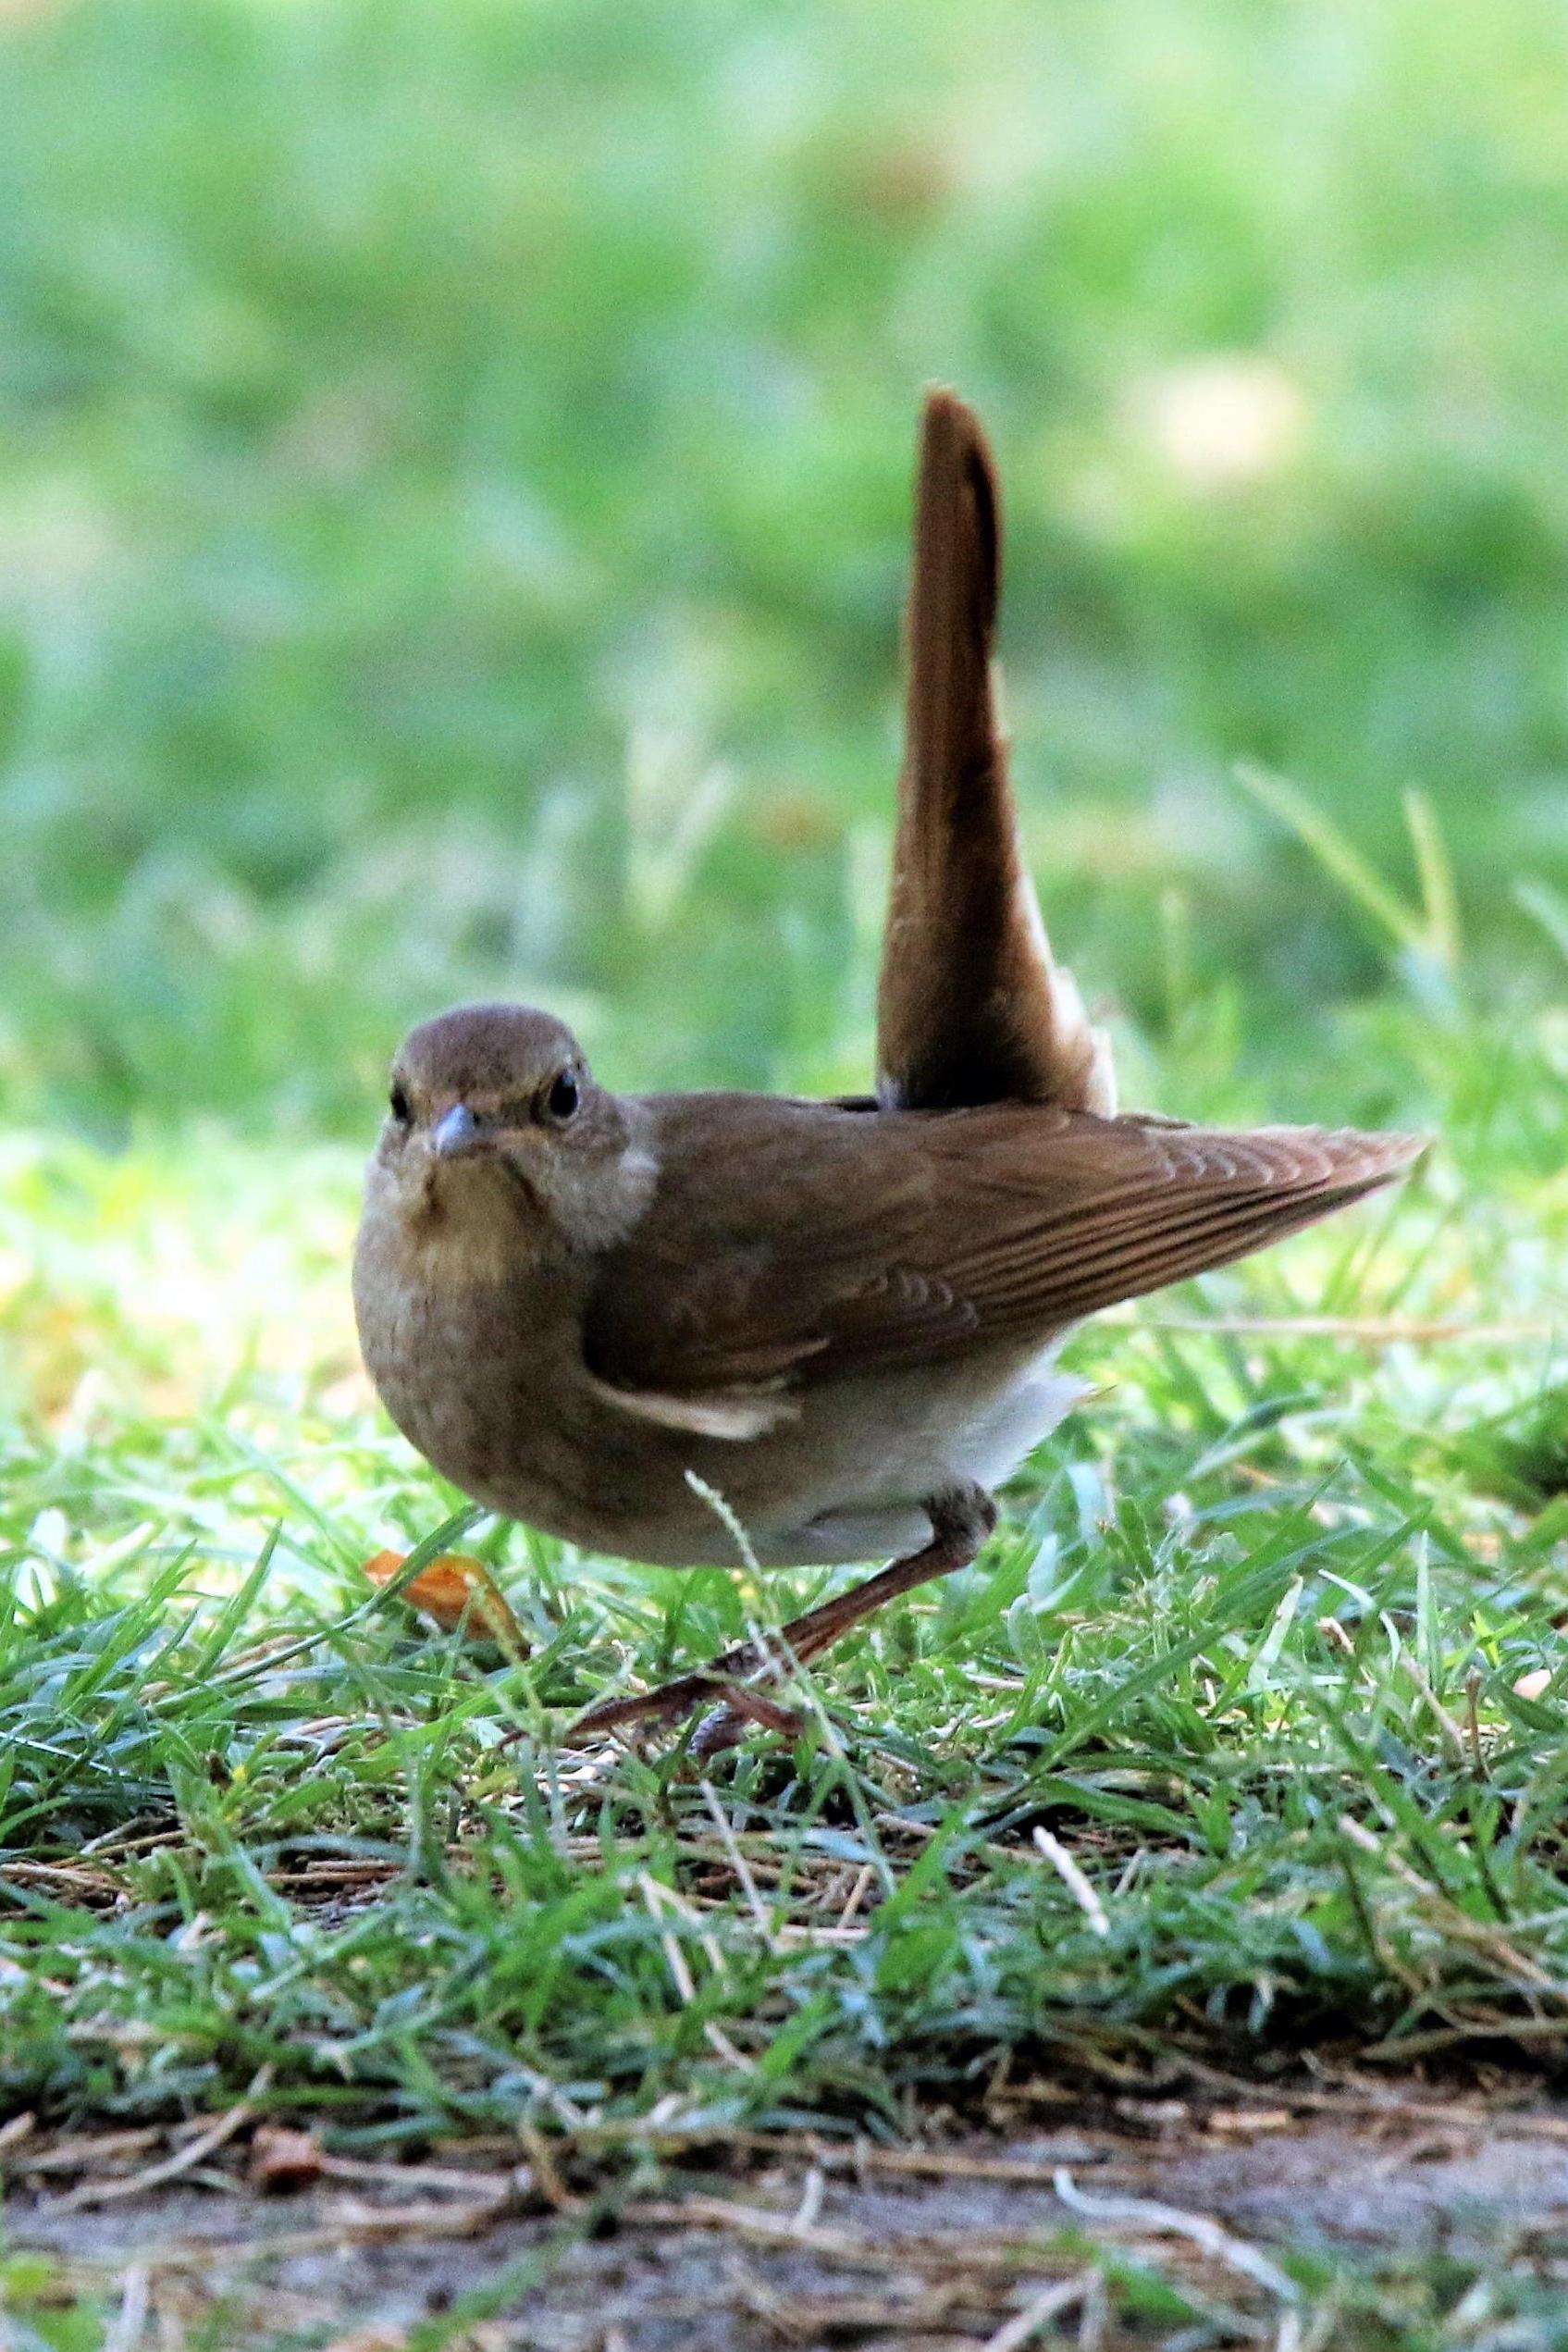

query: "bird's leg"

left=573, top=1483, right=997, bottom=1746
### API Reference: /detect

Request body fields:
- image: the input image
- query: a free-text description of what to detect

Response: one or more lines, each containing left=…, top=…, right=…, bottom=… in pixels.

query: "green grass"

left=5, top=991, right=1568, bottom=2351
left=5, top=2, right=1568, bottom=2340
left=3, top=980, right=1564, bottom=2156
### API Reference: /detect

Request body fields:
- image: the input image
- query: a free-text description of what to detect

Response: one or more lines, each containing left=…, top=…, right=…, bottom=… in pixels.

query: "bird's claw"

left=690, top=1686, right=807, bottom=1754
left=573, top=1661, right=807, bottom=1752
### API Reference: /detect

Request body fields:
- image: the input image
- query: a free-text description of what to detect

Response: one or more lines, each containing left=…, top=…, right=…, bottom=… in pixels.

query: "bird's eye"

left=542, top=1068, right=580, bottom=1123
left=389, top=1082, right=412, bottom=1124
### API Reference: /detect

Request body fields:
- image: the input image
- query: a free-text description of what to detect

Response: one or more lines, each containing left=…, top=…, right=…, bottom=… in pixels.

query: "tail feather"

left=877, top=388, right=1114, bottom=1116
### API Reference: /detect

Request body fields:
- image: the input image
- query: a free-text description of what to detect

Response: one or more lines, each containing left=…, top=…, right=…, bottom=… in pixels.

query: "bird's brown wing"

left=582, top=1095, right=1423, bottom=1408
left=877, top=390, right=1114, bottom=1115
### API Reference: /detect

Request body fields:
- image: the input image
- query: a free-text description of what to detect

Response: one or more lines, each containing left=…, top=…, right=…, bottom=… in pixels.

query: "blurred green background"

left=3, top=0, right=1565, bottom=1143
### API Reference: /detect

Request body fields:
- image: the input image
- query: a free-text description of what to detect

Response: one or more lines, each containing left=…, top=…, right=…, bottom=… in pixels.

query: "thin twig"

left=47, top=2099, right=260, bottom=2212
left=101, top=2265, right=149, bottom=2352
left=1052, top=2169, right=1298, bottom=2307
left=1033, top=1828, right=1110, bottom=1937
left=1341, top=1818, right=1565, bottom=1994
left=984, top=2274, right=1093, bottom=2351
left=699, top=1781, right=778, bottom=1947
left=1143, top=1314, right=1546, bottom=1343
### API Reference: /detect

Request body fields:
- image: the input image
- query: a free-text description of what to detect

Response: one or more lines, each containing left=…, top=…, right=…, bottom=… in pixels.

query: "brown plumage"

left=585, top=1096, right=1414, bottom=1393
left=352, top=390, right=1425, bottom=1748
left=878, top=390, right=1113, bottom=1117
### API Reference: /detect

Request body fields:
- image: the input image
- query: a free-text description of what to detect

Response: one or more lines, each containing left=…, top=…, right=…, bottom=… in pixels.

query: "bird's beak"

left=432, top=1103, right=486, bottom=1158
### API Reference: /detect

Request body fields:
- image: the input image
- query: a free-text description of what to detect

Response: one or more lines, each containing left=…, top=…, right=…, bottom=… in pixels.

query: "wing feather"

left=582, top=1096, right=1423, bottom=1401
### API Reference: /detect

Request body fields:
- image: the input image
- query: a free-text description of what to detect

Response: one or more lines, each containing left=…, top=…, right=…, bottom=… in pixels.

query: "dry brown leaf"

left=250, top=2124, right=327, bottom=2193
left=364, top=1551, right=526, bottom=1648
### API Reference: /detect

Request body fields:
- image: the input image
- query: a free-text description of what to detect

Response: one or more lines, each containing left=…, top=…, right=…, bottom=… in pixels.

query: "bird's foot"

left=690, top=1685, right=807, bottom=1754
left=571, top=1635, right=794, bottom=1746
left=572, top=1481, right=995, bottom=1751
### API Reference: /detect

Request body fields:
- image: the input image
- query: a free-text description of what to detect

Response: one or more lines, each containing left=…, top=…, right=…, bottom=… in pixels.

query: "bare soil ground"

left=10, top=2082, right=1568, bottom=2348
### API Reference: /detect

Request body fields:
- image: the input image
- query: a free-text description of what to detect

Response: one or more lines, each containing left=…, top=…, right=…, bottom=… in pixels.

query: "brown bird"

left=353, top=390, right=1422, bottom=1748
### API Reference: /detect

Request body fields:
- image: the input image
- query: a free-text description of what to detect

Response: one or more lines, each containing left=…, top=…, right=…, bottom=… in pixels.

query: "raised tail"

left=876, top=389, right=1115, bottom=1116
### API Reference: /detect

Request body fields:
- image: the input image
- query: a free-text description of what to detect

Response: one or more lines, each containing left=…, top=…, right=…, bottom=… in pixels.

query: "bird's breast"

left=352, top=1190, right=581, bottom=1518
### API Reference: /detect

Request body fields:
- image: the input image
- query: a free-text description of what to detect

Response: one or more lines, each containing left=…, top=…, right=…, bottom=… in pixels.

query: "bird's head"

left=365, top=1002, right=655, bottom=1258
